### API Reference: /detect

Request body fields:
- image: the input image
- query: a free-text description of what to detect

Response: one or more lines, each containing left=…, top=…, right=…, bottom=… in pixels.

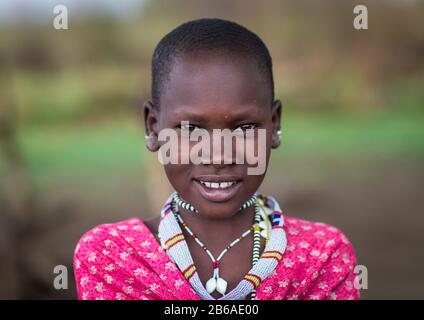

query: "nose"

left=201, top=130, right=237, bottom=167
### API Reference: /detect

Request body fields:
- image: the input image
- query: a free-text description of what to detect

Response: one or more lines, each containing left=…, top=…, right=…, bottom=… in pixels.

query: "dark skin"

left=143, top=52, right=282, bottom=299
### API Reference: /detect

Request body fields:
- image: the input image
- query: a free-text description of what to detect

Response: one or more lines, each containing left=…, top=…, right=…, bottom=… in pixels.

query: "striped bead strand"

left=173, top=194, right=197, bottom=213
left=173, top=193, right=257, bottom=214
left=241, top=196, right=256, bottom=210
left=252, top=204, right=262, bottom=263
left=250, top=203, right=263, bottom=300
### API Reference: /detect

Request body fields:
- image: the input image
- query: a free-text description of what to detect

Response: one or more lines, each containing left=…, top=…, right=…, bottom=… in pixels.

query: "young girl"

left=73, top=18, right=359, bottom=300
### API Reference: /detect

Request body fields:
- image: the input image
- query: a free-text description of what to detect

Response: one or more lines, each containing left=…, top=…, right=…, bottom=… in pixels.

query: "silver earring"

left=277, top=129, right=282, bottom=139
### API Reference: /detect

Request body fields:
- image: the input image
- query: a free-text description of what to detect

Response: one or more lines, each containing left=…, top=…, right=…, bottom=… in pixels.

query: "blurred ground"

left=0, top=0, right=423, bottom=299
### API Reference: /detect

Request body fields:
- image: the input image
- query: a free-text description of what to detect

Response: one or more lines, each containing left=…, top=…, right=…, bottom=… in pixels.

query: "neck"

left=178, top=205, right=255, bottom=248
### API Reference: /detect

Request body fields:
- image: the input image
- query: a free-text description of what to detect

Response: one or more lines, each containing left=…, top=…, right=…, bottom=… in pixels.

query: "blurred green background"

left=0, top=0, right=423, bottom=299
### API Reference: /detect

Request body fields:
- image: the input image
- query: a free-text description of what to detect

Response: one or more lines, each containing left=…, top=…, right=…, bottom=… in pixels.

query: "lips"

left=193, top=175, right=242, bottom=202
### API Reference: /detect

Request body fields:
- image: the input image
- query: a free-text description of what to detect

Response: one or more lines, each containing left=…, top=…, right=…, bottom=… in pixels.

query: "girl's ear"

left=271, top=100, right=282, bottom=149
left=143, top=100, right=160, bottom=152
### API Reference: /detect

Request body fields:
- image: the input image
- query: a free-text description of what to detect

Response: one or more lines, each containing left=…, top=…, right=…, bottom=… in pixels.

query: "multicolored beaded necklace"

left=173, top=193, right=263, bottom=296
left=158, top=192, right=287, bottom=300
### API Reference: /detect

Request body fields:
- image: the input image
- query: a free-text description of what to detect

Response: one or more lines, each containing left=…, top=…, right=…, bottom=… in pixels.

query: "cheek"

left=163, top=164, right=192, bottom=191
left=245, top=174, right=266, bottom=191
left=242, top=129, right=272, bottom=166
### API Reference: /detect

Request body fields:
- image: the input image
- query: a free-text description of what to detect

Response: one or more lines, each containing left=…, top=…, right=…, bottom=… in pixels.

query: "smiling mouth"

left=193, top=176, right=242, bottom=202
left=197, top=180, right=238, bottom=189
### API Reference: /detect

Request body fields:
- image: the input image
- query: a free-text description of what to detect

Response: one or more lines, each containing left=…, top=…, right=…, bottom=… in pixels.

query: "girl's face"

left=144, top=53, right=281, bottom=219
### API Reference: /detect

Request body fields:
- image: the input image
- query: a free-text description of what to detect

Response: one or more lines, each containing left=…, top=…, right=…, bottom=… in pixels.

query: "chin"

left=195, top=200, right=244, bottom=219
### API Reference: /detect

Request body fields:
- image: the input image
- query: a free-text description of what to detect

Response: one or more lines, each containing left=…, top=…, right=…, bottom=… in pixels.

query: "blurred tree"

left=0, top=73, right=35, bottom=224
left=0, top=66, right=35, bottom=298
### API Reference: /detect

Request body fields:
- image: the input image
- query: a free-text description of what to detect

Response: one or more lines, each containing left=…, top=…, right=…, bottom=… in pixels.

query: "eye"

left=233, top=124, right=257, bottom=133
left=177, top=123, right=201, bottom=132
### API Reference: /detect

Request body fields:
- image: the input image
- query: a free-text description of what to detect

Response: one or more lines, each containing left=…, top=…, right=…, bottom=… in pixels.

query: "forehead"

left=160, top=53, right=271, bottom=120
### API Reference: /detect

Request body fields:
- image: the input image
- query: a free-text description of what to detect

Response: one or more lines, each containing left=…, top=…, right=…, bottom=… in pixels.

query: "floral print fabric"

left=74, top=216, right=359, bottom=300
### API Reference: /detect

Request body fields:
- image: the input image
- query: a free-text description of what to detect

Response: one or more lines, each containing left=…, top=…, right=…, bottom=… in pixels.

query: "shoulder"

left=73, top=217, right=172, bottom=300
left=259, top=214, right=360, bottom=299
left=281, top=215, right=357, bottom=275
left=73, top=218, right=152, bottom=269
left=283, top=215, right=356, bottom=252
left=261, top=195, right=354, bottom=254
left=281, top=215, right=357, bottom=270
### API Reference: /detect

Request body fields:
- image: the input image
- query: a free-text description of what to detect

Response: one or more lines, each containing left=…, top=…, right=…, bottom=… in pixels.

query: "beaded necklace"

left=173, top=193, right=263, bottom=296
left=173, top=193, right=257, bottom=213
left=158, top=192, right=287, bottom=300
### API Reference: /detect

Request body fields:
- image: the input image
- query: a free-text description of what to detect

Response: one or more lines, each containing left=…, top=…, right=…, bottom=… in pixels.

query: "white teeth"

left=199, top=181, right=238, bottom=189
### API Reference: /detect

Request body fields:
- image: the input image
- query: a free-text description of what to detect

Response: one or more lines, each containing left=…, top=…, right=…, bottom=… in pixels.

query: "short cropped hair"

left=151, top=18, right=274, bottom=107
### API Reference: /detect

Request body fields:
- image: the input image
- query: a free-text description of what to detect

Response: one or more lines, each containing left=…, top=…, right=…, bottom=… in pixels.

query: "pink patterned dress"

left=73, top=214, right=360, bottom=300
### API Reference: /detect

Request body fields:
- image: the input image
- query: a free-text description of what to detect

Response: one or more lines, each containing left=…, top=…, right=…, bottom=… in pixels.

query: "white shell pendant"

left=206, top=277, right=217, bottom=294
left=216, top=277, right=227, bottom=295
left=206, top=268, right=228, bottom=295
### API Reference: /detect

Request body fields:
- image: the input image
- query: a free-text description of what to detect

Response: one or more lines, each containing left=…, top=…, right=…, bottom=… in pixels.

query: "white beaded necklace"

left=158, top=192, right=287, bottom=300
left=173, top=194, right=262, bottom=296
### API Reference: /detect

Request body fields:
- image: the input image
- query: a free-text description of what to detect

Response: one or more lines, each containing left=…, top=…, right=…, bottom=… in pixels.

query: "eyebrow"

left=168, top=104, right=264, bottom=124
